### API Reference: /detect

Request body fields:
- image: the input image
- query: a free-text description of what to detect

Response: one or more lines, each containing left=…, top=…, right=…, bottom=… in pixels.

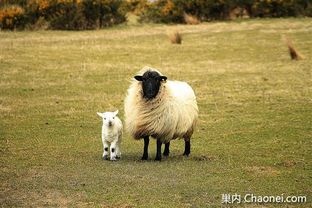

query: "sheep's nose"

left=108, top=121, right=112, bottom=126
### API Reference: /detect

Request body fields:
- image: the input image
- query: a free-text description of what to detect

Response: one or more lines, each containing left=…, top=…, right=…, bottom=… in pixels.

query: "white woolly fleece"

left=97, top=111, right=123, bottom=160
left=124, top=67, right=198, bottom=143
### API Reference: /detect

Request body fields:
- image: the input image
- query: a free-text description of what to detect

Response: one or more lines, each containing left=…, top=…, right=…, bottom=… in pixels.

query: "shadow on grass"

left=92, top=152, right=214, bottom=164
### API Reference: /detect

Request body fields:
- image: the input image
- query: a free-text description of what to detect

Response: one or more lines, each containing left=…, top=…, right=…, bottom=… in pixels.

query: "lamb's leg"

left=183, top=137, right=191, bottom=156
left=110, top=142, right=117, bottom=161
left=102, top=140, right=109, bottom=160
left=115, top=142, right=121, bottom=159
left=142, top=136, right=149, bottom=160
left=155, top=139, right=162, bottom=161
left=163, top=142, right=170, bottom=156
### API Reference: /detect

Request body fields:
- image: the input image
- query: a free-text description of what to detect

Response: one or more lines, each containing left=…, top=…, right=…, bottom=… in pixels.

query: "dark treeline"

left=1, top=0, right=311, bottom=30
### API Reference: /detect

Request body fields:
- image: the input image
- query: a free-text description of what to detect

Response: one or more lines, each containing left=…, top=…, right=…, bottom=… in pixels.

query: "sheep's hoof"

left=115, top=156, right=121, bottom=160
left=141, top=153, right=148, bottom=160
left=103, top=155, right=109, bottom=160
left=155, top=157, right=162, bottom=161
left=163, top=152, right=169, bottom=157
left=110, top=157, right=117, bottom=161
left=183, top=152, right=190, bottom=157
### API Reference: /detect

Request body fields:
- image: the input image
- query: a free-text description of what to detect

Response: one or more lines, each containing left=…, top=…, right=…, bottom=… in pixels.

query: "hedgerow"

left=137, top=0, right=312, bottom=23
left=0, top=0, right=127, bottom=30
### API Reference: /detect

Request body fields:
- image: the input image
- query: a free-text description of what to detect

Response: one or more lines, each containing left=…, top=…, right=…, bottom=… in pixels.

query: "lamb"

left=97, top=110, right=122, bottom=161
left=124, top=66, right=198, bottom=161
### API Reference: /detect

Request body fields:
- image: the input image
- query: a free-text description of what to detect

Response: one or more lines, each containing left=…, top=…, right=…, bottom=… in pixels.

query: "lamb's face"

left=134, top=70, right=167, bottom=100
left=97, top=110, right=119, bottom=128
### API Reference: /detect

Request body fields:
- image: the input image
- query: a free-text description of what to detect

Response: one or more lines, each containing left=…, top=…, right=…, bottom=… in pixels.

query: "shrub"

left=138, top=0, right=233, bottom=23
left=138, top=0, right=183, bottom=23
left=0, top=0, right=127, bottom=30
left=48, top=1, right=87, bottom=30
left=25, top=0, right=52, bottom=22
left=49, top=0, right=127, bottom=30
left=0, top=0, right=28, bottom=7
left=82, top=0, right=126, bottom=29
left=0, top=4, right=26, bottom=30
left=125, top=0, right=149, bottom=15
left=138, top=0, right=312, bottom=23
left=25, top=16, right=49, bottom=30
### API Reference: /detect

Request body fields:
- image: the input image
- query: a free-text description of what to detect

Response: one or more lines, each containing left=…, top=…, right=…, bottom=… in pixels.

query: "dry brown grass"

left=168, top=31, right=182, bottom=44
left=183, top=13, right=200, bottom=25
left=245, top=166, right=281, bottom=176
left=285, top=37, right=304, bottom=60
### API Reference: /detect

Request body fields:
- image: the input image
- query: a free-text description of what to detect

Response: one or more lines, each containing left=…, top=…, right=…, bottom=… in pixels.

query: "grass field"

left=0, top=18, right=311, bottom=207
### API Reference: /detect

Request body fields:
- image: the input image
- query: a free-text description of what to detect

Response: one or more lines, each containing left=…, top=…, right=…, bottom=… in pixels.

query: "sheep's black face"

left=134, top=71, right=167, bottom=100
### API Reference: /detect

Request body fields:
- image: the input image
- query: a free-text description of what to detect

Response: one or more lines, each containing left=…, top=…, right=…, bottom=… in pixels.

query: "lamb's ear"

left=134, top=75, right=143, bottom=81
left=114, top=110, right=119, bottom=116
left=160, top=76, right=167, bottom=81
left=97, top=112, right=104, bottom=118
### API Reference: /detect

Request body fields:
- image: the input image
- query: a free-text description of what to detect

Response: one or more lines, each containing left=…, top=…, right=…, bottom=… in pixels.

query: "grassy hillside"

left=0, top=18, right=311, bottom=207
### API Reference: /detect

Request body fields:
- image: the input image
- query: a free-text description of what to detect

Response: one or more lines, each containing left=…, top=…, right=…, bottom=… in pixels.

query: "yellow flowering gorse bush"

left=0, top=5, right=25, bottom=30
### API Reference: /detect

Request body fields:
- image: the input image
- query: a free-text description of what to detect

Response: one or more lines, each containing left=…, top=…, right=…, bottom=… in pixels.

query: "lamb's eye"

left=104, top=118, right=106, bottom=120
left=113, top=117, right=115, bottom=119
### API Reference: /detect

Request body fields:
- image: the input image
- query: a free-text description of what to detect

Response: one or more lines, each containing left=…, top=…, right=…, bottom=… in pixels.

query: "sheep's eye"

left=104, top=118, right=106, bottom=120
left=113, top=117, right=115, bottom=119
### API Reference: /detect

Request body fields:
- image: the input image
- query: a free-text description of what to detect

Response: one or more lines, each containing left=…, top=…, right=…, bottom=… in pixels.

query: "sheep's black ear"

left=160, top=76, right=167, bottom=81
left=134, top=75, right=143, bottom=81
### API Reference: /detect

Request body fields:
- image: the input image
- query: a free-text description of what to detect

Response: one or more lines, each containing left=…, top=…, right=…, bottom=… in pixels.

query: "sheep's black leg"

left=183, top=140, right=190, bottom=156
left=142, top=136, right=149, bottom=160
left=155, top=139, right=162, bottom=161
left=163, top=142, right=170, bottom=156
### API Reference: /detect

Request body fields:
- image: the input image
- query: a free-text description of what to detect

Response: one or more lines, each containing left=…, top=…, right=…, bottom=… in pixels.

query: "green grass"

left=1, top=18, right=311, bottom=207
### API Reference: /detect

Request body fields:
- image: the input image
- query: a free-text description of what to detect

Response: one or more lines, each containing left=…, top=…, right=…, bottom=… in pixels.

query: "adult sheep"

left=124, top=66, right=198, bottom=161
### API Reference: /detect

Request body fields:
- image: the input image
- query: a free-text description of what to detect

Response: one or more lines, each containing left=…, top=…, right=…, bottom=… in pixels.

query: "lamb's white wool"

left=124, top=67, right=198, bottom=143
left=97, top=110, right=123, bottom=161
